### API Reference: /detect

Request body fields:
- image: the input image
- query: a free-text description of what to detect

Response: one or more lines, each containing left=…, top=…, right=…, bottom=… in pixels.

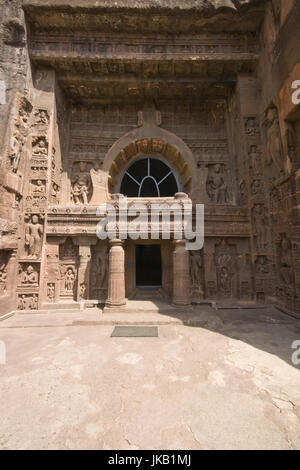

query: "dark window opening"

left=120, top=157, right=179, bottom=197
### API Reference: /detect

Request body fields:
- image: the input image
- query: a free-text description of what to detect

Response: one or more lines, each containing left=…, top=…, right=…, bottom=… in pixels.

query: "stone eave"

left=23, top=0, right=267, bottom=34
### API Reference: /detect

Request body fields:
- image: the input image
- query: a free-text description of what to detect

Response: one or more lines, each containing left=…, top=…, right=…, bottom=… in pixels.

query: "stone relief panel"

left=24, top=214, right=44, bottom=259
left=244, top=116, right=260, bottom=136
left=59, top=238, right=78, bottom=300
left=248, top=144, right=262, bottom=178
left=7, top=96, right=33, bottom=174
left=71, top=161, right=93, bottom=205
left=47, top=282, right=55, bottom=302
left=215, top=239, right=237, bottom=299
left=18, top=294, right=38, bottom=310
left=252, top=204, right=269, bottom=252
left=206, top=164, right=230, bottom=204
left=18, top=263, right=39, bottom=287
left=189, top=250, right=204, bottom=300
left=32, top=136, right=48, bottom=158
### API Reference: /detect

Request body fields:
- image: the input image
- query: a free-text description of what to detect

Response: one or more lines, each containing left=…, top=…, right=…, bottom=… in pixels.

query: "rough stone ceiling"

left=25, top=0, right=265, bottom=102
left=23, top=0, right=267, bottom=34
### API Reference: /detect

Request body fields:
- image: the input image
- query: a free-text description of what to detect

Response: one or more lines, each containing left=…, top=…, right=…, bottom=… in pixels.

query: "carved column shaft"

left=172, top=240, right=190, bottom=306
left=106, top=239, right=126, bottom=308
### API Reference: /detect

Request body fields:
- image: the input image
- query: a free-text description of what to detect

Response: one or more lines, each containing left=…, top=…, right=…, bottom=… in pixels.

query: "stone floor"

left=0, top=305, right=300, bottom=450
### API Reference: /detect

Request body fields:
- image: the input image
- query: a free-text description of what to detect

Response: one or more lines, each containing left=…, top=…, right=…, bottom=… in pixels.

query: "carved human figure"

left=190, top=251, right=202, bottom=285
left=22, top=265, right=38, bottom=285
left=18, top=295, right=27, bottom=310
left=279, top=238, right=293, bottom=285
left=190, top=250, right=204, bottom=297
left=25, top=215, right=43, bottom=259
left=31, top=180, right=45, bottom=193
left=251, top=180, right=262, bottom=195
left=245, top=117, right=258, bottom=136
left=216, top=251, right=233, bottom=296
left=71, top=162, right=91, bottom=205
left=65, top=268, right=75, bottom=291
left=265, top=107, right=284, bottom=173
left=47, top=283, right=55, bottom=301
left=35, top=110, right=49, bottom=125
left=33, top=138, right=48, bottom=156
left=255, top=256, right=270, bottom=274
left=51, top=182, right=59, bottom=199
left=28, top=294, right=38, bottom=310
left=219, top=266, right=230, bottom=294
left=253, top=205, right=267, bottom=250
left=249, top=145, right=261, bottom=177
left=207, top=164, right=229, bottom=203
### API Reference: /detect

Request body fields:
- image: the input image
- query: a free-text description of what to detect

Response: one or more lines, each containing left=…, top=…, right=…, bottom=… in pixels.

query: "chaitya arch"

left=101, top=121, right=196, bottom=196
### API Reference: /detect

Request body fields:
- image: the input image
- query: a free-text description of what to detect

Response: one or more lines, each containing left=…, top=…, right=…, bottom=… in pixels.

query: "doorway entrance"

left=136, top=245, right=162, bottom=288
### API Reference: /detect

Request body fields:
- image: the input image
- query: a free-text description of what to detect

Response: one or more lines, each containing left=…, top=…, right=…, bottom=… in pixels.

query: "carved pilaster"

left=172, top=240, right=190, bottom=306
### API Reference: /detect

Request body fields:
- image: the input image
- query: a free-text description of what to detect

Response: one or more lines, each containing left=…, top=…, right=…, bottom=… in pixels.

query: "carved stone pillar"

left=172, top=240, right=190, bottom=306
left=106, top=239, right=126, bottom=308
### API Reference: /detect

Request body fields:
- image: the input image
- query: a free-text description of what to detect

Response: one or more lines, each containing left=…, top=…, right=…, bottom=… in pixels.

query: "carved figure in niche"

left=35, top=109, right=49, bottom=126
left=255, top=256, right=271, bottom=274
left=215, top=240, right=235, bottom=297
left=265, top=106, right=284, bottom=173
left=25, top=215, right=43, bottom=259
left=65, top=268, right=75, bottom=292
left=51, top=183, right=60, bottom=200
left=137, top=139, right=150, bottom=154
left=32, top=137, right=48, bottom=156
left=279, top=237, right=293, bottom=285
left=190, top=251, right=204, bottom=297
left=219, top=266, right=231, bottom=293
left=206, top=164, right=229, bottom=204
left=251, top=180, right=263, bottom=195
left=29, top=294, right=38, bottom=310
left=239, top=180, right=247, bottom=205
left=152, top=139, right=165, bottom=154
left=31, top=180, right=45, bottom=194
left=71, top=162, right=91, bottom=205
left=249, top=145, right=262, bottom=177
left=18, top=293, right=38, bottom=310
left=47, top=283, right=55, bottom=301
left=79, top=282, right=87, bottom=300
left=18, top=295, right=27, bottom=310
left=253, top=204, right=267, bottom=250
left=21, top=265, right=38, bottom=285
left=244, top=117, right=259, bottom=136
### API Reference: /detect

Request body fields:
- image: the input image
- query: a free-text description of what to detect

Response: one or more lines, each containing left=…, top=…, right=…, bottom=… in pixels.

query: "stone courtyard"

left=1, top=305, right=300, bottom=450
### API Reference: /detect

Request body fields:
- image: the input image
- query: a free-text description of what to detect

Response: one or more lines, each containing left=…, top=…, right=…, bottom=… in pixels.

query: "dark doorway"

left=136, top=245, right=162, bottom=287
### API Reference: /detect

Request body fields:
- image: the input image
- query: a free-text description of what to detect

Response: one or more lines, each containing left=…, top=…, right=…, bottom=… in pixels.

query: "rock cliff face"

left=0, top=0, right=300, bottom=316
